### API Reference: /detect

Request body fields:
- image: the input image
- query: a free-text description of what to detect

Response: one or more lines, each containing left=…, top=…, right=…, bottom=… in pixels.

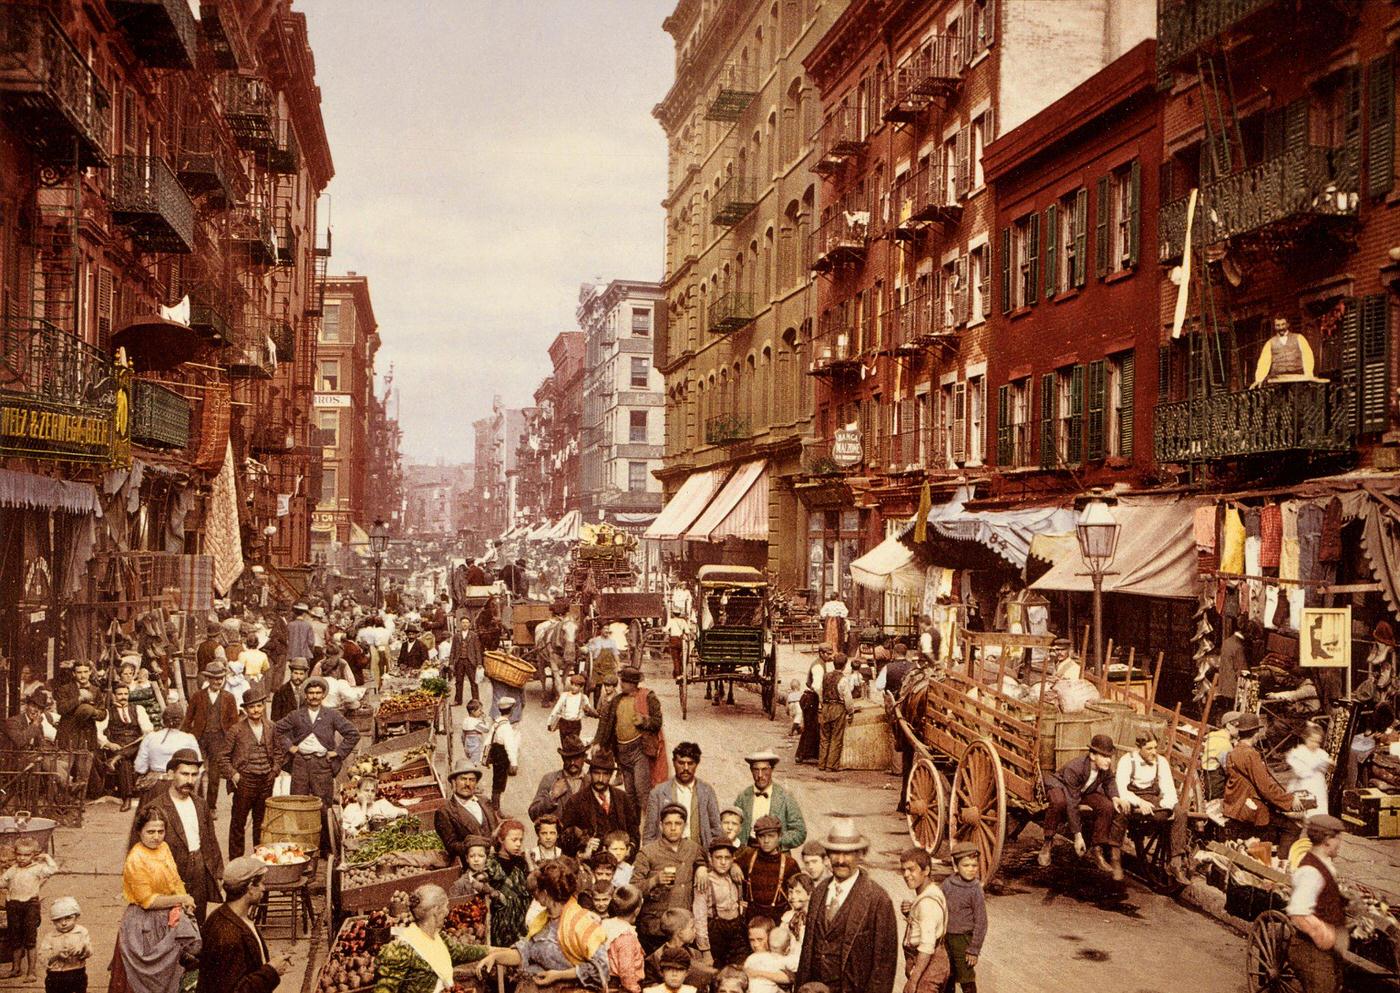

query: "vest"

left=204, top=692, right=226, bottom=734
left=1269, top=334, right=1305, bottom=378
left=107, top=706, right=143, bottom=746
left=812, top=880, right=853, bottom=984
left=1300, top=851, right=1345, bottom=927
left=822, top=671, right=845, bottom=705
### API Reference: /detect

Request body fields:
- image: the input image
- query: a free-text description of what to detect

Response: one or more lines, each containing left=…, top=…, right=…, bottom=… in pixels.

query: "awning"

left=850, top=531, right=925, bottom=593
left=685, top=460, right=768, bottom=542
left=547, top=509, right=582, bottom=541
left=0, top=466, right=101, bottom=515
left=525, top=520, right=555, bottom=541
left=901, top=504, right=1078, bottom=571
left=1031, top=499, right=1205, bottom=599
left=645, top=468, right=727, bottom=540
left=111, top=314, right=215, bottom=371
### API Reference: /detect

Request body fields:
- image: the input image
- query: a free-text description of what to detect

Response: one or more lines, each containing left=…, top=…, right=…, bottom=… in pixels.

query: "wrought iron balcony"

left=189, top=284, right=231, bottom=343
left=808, top=312, right=861, bottom=378
left=230, top=202, right=277, bottom=267
left=251, top=425, right=292, bottom=453
left=199, top=0, right=251, bottom=71
left=0, top=6, right=110, bottom=169
left=1154, top=381, right=1353, bottom=464
left=704, top=414, right=750, bottom=445
left=226, top=320, right=275, bottom=379
left=891, top=162, right=960, bottom=238
left=712, top=175, right=759, bottom=226
left=110, top=156, right=196, bottom=254
left=220, top=74, right=275, bottom=151
left=802, top=441, right=846, bottom=475
left=705, top=62, right=759, bottom=122
left=1156, top=0, right=1356, bottom=77
left=1158, top=145, right=1357, bottom=260
left=305, top=233, right=331, bottom=317
left=884, top=293, right=954, bottom=353
left=177, top=126, right=242, bottom=209
left=108, top=0, right=198, bottom=70
left=275, top=217, right=297, bottom=267
left=268, top=121, right=300, bottom=175
left=809, top=208, right=870, bottom=272
left=884, top=37, right=962, bottom=123
left=0, top=317, right=117, bottom=463
left=131, top=379, right=190, bottom=449
left=813, top=105, right=867, bottom=175
left=708, top=292, right=755, bottom=335
left=883, top=430, right=927, bottom=473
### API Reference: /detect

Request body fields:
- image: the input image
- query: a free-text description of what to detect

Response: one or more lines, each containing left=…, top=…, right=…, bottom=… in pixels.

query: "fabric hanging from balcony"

left=900, top=504, right=1077, bottom=571
left=850, top=532, right=924, bottom=593
left=1031, top=499, right=1205, bottom=600
left=207, top=441, right=244, bottom=596
left=0, top=467, right=101, bottom=516
left=684, top=460, right=768, bottom=542
left=645, top=468, right=727, bottom=540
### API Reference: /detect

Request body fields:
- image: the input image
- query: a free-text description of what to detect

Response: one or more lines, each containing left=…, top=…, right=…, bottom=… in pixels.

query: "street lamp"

left=370, top=519, right=389, bottom=610
left=1076, top=490, right=1121, bottom=675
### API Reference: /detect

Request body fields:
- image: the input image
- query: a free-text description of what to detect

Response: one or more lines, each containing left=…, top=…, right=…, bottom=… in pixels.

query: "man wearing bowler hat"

left=222, top=686, right=282, bottom=858
left=795, top=816, right=897, bottom=993
left=528, top=736, right=590, bottom=822
left=1039, top=733, right=1132, bottom=880
left=1286, top=814, right=1350, bottom=993
left=128, top=748, right=222, bottom=923
left=183, top=659, right=239, bottom=814
left=196, top=620, right=226, bottom=673
left=272, top=657, right=310, bottom=723
left=1225, top=711, right=1304, bottom=850
left=435, top=765, right=499, bottom=868
left=561, top=747, right=637, bottom=851
left=274, top=675, right=359, bottom=849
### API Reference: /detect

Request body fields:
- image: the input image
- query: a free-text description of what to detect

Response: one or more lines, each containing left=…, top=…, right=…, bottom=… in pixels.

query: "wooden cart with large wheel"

left=1246, top=908, right=1400, bottom=993
left=680, top=565, right=778, bottom=721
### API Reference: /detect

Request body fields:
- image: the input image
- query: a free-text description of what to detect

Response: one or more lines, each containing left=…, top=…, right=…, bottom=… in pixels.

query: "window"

left=1113, top=170, right=1132, bottom=268
left=1009, top=213, right=1039, bottom=310
left=943, top=134, right=958, bottom=203
left=1050, top=189, right=1087, bottom=294
left=1097, top=160, right=1140, bottom=275
left=321, top=303, right=340, bottom=342
left=968, top=375, right=985, bottom=464
left=628, top=461, right=648, bottom=492
left=971, top=109, right=994, bottom=189
left=1010, top=377, right=1031, bottom=466
left=939, top=383, right=955, bottom=465
left=321, top=466, right=337, bottom=503
left=318, top=410, right=339, bottom=448
left=318, top=359, right=340, bottom=391
left=970, top=244, right=990, bottom=319
left=629, top=409, right=648, bottom=443
left=630, top=357, right=650, bottom=387
left=631, top=307, right=652, bottom=335
left=1055, top=365, right=1084, bottom=465
left=1110, top=350, right=1135, bottom=458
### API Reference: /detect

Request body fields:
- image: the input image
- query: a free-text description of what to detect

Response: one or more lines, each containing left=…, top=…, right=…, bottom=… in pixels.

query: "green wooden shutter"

left=1340, top=297, right=1360, bottom=434
left=1119, top=351, right=1135, bottom=458
left=1000, top=226, right=1011, bottom=313
left=1158, top=343, right=1171, bottom=400
left=1074, top=187, right=1088, bottom=287
left=1040, top=372, right=1056, bottom=468
left=1044, top=203, right=1057, bottom=299
left=1068, top=364, right=1084, bottom=464
left=1360, top=294, right=1391, bottom=433
left=1345, top=67, right=1362, bottom=185
left=1128, top=159, right=1141, bottom=267
left=997, top=384, right=1011, bottom=466
left=1095, top=176, right=1109, bottom=278
left=1086, top=359, right=1106, bottom=460
left=1028, top=211, right=1040, bottom=306
left=1369, top=55, right=1395, bottom=199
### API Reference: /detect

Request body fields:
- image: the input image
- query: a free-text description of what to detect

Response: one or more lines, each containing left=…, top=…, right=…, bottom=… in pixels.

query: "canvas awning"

left=850, top=531, right=924, bottom=593
left=901, top=504, right=1077, bottom=571
left=524, top=520, right=555, bottom=541
left=684, top=460, right=768, bottom=542
left=646, top=468, right=727, bottom=540
left=1031, top=499, right=1204, bottom=599
left=547, top=509, right=582, bottom=541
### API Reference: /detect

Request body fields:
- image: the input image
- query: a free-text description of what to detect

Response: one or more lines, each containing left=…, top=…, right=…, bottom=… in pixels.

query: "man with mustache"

left=127, top=748, right=222, bottom=923
left=561, top=748, right=637, bottom=852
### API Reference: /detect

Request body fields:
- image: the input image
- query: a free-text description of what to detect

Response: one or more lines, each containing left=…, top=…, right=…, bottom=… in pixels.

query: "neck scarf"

left=398, top=924, right=453, bottom=990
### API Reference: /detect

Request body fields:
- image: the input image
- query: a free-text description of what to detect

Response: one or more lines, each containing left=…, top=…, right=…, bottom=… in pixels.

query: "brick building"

left=519, top=331, right=585, bottom=523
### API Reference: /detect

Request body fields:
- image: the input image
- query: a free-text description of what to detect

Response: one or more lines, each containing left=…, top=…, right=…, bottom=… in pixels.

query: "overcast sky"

left=298, top=1, right=675, bottom=464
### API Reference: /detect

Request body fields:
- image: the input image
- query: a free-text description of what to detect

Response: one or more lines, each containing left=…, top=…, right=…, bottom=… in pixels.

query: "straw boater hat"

left=496, top=696, right=516, bottom=712
left=820, top=816, right=869, bottom=852
left=293, top=603, right=309, bottom=614
left=744, top=750, right=781, bottom=767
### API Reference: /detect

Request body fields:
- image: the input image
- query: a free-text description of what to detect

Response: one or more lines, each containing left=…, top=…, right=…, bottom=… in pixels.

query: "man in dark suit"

left=271, top=658, right=309, bottom=723
left=183, top=660, right=239, bottom=813
left=273, top=676, right=359, bottom=849
left=128, top=748, right=223, bottom=923
left=795, top=817, right=897, bottom=993
left=222, top=687, right=282, bottom=858
left=196, top=621, right=225, bottom=672
left=398, top=623, right=430, bottom=671
left=1039, top=733, right=1132, bottom=880
left=434, top=765, right=499, bottom=868
left=527, top=737, right=589, bottom=822
left=197, top=856, right=291, bottom=993
left=560, top=748, right=637, bottom=851
left=2, top=692, right=50, bottom=751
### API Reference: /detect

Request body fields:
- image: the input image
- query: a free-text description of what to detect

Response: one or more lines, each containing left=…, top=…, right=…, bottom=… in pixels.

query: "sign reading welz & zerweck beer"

left=0, top=395, right=118, bottom=463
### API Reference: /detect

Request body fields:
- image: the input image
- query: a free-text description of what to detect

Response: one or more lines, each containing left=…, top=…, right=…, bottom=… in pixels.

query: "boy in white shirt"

left=482, top=696, right=521, bottom=812
left=785, top=679, right=804, bottom=737
left=341, top=776, right=409, bottom=837
left=460, top=700, right=487, bottom=764
left=529, top=814, right=561, bottom=869
left=547, top=673, right=597, bottom=747
left=37, top=896, right=89, bottom=993
left=742, top=917, right=789, bottom=993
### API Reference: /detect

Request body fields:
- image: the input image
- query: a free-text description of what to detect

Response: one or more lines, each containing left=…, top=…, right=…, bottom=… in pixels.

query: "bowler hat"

left=241, top=687, right=269, bottom=708
left=1088, top=734, right=1115, bottom=757
left=819, top=816, right=869, bottom=852
left=1235, top=712, right=1263, bottom=733
left=558, top=738, right=588, bottom=759
left=288, top=657, right=310, bottom=671
left=303, top=676, right=328, bottom=692
left=619, top=666, right=642, bottom=684
left=168, top=747, right=203, bottom=769
left=587, top=748, right=617, bottom=772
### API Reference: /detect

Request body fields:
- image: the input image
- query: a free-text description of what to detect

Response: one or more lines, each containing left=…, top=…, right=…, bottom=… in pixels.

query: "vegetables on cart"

left=344, top=817, right=445, bottom=866
left=339, top=850, right=449, bottom=889
left=377, top=690, right=438, bottom=720
left=419, top=676, right=449, bottom=698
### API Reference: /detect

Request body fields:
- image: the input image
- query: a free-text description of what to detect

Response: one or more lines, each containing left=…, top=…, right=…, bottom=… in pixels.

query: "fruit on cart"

left=317, top=911, right=398, bottom=993
left=252, top=842, right=309, bottom=866
left=377, top=690, right=438, bottom=719
left=443, top=897, right=489, bottom=944
left=349, top=757, right=391, bottom=778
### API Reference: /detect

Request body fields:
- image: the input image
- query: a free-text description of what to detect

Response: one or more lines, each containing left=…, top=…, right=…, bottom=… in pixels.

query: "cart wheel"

left=1125, top=815, right=1183, bottom=896
left=760, top=652, right=776, bottom=719
left=1247, top=910, right=1301, bottom=993
left=905, top=756, right=946, bottom=855
left=948, top=737, right=1007, bottom=883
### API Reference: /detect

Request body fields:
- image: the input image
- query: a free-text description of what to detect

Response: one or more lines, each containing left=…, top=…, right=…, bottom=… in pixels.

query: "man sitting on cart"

left=1115, top=731, right=1179, bottom=863
left=1285, top=814, right=1350, bottom=993
left=1223, top=712, right=1305, bottom=852
left=1038, top=734, right=1131, bottom=881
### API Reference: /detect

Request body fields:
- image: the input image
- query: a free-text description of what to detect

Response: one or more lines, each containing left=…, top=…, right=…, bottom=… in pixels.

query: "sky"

left=298, top=0, right=676, bottom=463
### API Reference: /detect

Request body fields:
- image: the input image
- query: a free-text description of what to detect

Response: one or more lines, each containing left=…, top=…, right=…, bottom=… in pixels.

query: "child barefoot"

left=2, top=839, right=58, bottom=979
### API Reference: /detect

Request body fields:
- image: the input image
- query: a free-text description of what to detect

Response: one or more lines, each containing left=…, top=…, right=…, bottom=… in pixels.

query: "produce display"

left=377, top=690, right=438, bottom=720
left=338, top=849, right=449, bottom=890
left=317, top=912, right=394, bottom=993
left=348, top=757, right=391, bottom=779
left=419, top=676, right=449, bottom=698
left=338, top=780, right=439, bottom=809
left=252, top=842, right=310, bottom=867
left=443, top=896, right=489, bottom=945
left=344, top=817, right=446, bottom=867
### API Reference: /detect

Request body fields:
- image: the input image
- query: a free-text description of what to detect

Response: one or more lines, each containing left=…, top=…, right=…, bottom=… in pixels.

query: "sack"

left=272, top=771, right=292, bottom=797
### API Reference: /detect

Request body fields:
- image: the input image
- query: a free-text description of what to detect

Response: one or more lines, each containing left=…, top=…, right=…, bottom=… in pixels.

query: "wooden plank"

left=958, top=629, right=1056, bottom=649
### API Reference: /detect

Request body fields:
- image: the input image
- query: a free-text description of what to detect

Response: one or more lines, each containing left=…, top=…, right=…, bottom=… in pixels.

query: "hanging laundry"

left=1194, top=505, right=1218, bottom=551
left=1245, top=534, right=1264, bottom=623
left=1319, top=496, right=1343, bottom=562
left=1221, top=506, right=1246, bottom=574
left=1280, top=501, right=1301, bottom=581
left=1260, top=503, right=1282, bottom=569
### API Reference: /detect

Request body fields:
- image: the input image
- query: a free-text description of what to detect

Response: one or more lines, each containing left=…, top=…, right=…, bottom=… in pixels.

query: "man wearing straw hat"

left=223, top=686, right=282, bottom=858
left=794, top=816, right=897, bottom=993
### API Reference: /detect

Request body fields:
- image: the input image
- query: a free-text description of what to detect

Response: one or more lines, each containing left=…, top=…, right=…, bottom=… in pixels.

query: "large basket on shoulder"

left=484, top=650, right=533, bottom=688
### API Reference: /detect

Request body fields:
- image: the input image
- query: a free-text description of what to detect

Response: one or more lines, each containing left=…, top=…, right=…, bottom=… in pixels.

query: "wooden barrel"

left=261, top=795, right=323, bottom=853
left=841, top=703, right=894, bottom=771
left=1053, top=711, right=1114, bottom=770
left=1036, top=712, right=1059, bottom=777
left=1088, top=701, right=1137, bottom=747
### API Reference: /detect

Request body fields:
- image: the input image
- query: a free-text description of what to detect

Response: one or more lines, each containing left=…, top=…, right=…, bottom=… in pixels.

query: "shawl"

left=396, top=925, right=452, bottom=988
left=123, top=843, right=186, bottom=908
left=525, top=899, right=605, bottom=966
left=633, top=690, right=669, bottom=789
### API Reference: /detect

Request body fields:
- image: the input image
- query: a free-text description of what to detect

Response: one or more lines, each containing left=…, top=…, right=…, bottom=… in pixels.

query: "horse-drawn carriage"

left=679, top=565, right=778, bottom=720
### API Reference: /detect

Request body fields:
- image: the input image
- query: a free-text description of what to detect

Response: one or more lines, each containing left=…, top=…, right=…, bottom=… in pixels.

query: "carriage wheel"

left=760, top=652, right=777, bottom=719
left=1124, top=817, right=1182, bottom=896
left=1247, top=910, right=1301, bottom=993
left=905, top=756, right=946, bottom=855
left=948, top=738, right=1007, bottom=883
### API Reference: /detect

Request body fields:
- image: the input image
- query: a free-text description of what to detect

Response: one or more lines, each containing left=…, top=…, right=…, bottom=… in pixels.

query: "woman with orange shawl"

left=110, top=806, right=202, bottom=993
left=475, top=859, right=608, bottom=991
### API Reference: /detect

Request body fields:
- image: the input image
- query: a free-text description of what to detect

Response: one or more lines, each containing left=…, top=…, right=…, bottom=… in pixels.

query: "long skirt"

left=796, top=690, right=821, bottom=761
left=109, top=903, right=201, bottom=993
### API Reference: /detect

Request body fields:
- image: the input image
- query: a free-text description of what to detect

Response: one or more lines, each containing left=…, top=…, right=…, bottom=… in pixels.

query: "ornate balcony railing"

left=884, top=293, right=953, bottom=352
left=108, top=0, right=198, bottom=70
left=809, top=208, right=870, bottom=272
left=808, top=312, right=861, bottom=377
left=704, top=414, right=750, bottom=445
left=882, top=430, right=927, bottom=472
left=268, top=121, right=300, bottom=175
left=705, top=62, right=759, bottom=122
left=177, top=125, right=242, bottom=209
left=1154, top=381, right=1354, bottom=464
left=1156, top=0, right=1355, bottom=76
left=0, top=6, right=110, bottom=169
left=220, top=74, right=275, bottom=151
left=712, top=175, right=760, bottom=226
left=0, top=317, right=117, bottom=463
left=229, top=201, right=277, bottom=267
left=813, top=104, right=867, bottom=175
left=131, top=379, right=190, bottom=449
left=199, top=0, right=251, bottom=71
left=110, top=156, right=196, bottom=254
left=884, top=37, right=962, bottom=123
left=708, top=292, right=755, bottom=335
left=890, top=162, right=960, bottom=237
left=189, top=283, right=231, bottom=343
left=1158, top=145, right=1357, bottom=259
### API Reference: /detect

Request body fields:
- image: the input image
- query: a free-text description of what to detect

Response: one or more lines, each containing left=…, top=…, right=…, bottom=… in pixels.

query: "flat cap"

left=223, top=856, right=269, bottom=889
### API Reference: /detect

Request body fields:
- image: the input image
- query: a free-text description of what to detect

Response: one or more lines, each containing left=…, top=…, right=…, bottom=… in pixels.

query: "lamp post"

left=370, top=519, right=389, bottom=611
left=1076, top=491, right=1121, bottom=675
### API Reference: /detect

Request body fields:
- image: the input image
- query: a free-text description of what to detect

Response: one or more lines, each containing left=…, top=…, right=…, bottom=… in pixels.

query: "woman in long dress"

left=110, top=806, right=202, bottom=993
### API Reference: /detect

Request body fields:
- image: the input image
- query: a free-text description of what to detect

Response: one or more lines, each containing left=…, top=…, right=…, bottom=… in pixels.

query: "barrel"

left=261, top=795, right=323, bottom=853
left=841, top=703, right=894, bottom=771
left=1053, top=711, right=1114, bottom=770
left=1036, top=712, right=1059, bottom=777
left=1088, top=701, right=1137, bottom=747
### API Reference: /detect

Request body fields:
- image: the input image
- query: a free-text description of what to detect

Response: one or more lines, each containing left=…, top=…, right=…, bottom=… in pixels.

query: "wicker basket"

left=484, top=650, right=534, bottom=688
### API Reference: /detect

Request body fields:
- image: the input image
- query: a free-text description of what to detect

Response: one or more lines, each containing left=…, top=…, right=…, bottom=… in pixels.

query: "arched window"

left=781, top=200, right=800, bottom=290
left=761, top=346, right=773, bottom=425
left=767, top=111, right=778, bottom=178
left=781, top=78, right=802, bottom=166
left=763, top=226, right=775, bottom=302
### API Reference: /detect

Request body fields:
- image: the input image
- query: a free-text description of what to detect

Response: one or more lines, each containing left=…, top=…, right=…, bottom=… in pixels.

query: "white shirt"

left=134, top=729, right=201, bottom=774
left=673, top=781, right=695, bottom=839
left=548, top=691, right=590, bottom=724
left=1115, top=752, right=1179, bottom=810
left=297, top=709, right=328, bottom=756
left=482, top=719, right=520, bottom=766
left=96, top=704, right=153, bottom=747
left=1286, top=852, right=1337, bottom=917
left=751, top=786, right=772, bottom=825
left=455, top=795, right=485, bottom=822
left=171, top=794, right=201, bottom=852
left=823, top=870, right=859, bottom=918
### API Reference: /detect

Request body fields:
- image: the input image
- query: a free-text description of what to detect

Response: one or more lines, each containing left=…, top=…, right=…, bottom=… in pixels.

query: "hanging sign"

left=1300, top=606, right=1351, bottom=668
left=832, top=428, right=863, bottom=467
left=0, top=396, right=117, bottom=463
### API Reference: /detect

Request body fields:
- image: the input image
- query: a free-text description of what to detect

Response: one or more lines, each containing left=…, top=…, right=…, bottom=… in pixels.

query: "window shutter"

left=983, top=105, right=995, bottom=145
left=1095, top=176, right=1109, bottom=279
left=961, top=2, right=973, bottom=65
left=1086, top=359, right=1106, bottom=460
left=1074, top=187, right=1088, bottom=287
left=931, top=267, right=944, bottom=333
left=984, top=0, right=996, bottom=45
left=1027, top=211, right=1040, bottom=305
left=997, top=383, right=1011, bottom=466
left=1340, top=297, right=1361, bottom=434
left=1158, top=343, right=1171, bottom=399
left=1000, top=226, right=1011, bottom=313
left=1068, top=365, right=1084, bottom=464
left=979, top=247, right=992, bottom=317
left=952, top=382, right=967, bottom=462
left=1128, top=159, right=1141, bottom=267
left=956, top=125, right=970, bottom=198
left=1368, top=55, right=1395, bottom=199
left=1039, top=372, right=1056, bottom=469
left=96, top=267, right=113, bottom=352
left=1159, top=160, right=1173, bottom=206
left=1344, top=68, right=1362, bottom=183
left=1044, top=203, right=1057, bottom=299
left=1360, top=294, right=1391, bottom=433
left=955, top=254, right=970, bottom=325
left=1120, top=351, right=1135, bottom=458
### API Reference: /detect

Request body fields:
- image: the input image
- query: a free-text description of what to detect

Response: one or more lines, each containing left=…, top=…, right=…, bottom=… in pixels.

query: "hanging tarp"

left=0, top=466, right=100, bottom=515
left=547, top=509, right=582, bottom=541
left=645, top=468, right=727, bottom=540
left=685, top=460, right=768, bottom=542
left=850, top=532, right=924, bottom=593
left=1031, top=500, right=1205, bottom=600
left=207, top=441, right=244, bottom=596
left=525, top=520, right=555, bottom=541
left=900, top=505, right=1077, bottom=571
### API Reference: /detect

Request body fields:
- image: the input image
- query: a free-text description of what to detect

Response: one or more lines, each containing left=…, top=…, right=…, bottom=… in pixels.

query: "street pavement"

left=40, top=642, right=1246, bottom=993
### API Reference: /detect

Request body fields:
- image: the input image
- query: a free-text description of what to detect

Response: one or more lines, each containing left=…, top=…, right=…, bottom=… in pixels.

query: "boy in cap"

left=482, top=696, right=521, bottom=812
left=693, top=837, right=745, bottom=967
left=1286, top=814, right=1349, bottom=991
left=942, top=843, right=986, bottom=993
left=1225, top=711, right=1306, bottom=853
left=38, top=897, right=89, bottom=993
left=547, top=672, right=598, bottom=748
left=733, top=815, right=799, bottom=926
left=644, top=942, right=696, bottom=993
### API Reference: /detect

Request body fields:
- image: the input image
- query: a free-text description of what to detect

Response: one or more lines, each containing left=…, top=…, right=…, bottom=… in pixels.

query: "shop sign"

left=315, top=393, right=351, bottom=407
left=832, top=428, right=863, bottom=467
left=0, top=395, right=117, bottom=464
left=1300, top=606, right=1350, bottom=668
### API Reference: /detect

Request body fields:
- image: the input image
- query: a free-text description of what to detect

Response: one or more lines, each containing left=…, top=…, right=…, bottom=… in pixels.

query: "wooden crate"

left=335, top=859, right=460, bottom=914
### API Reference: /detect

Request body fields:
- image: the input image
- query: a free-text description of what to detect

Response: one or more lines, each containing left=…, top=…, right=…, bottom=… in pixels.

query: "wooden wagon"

left=679, top=565, right=778, bottom=720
